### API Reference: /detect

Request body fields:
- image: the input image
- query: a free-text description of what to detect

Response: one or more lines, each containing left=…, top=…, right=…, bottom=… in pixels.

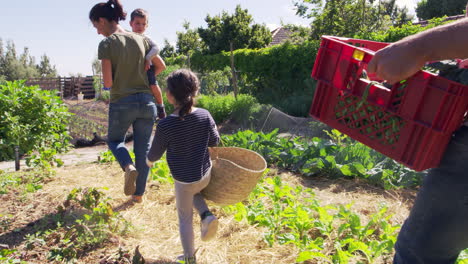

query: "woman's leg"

left=393, top=127, right=468, bottom=264
left=107, top=99, right=138, bottom=170
left=133, top=93, right=156, bottom=196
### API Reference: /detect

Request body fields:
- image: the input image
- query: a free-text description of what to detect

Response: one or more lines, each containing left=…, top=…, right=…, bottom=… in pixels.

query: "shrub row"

left=190, top=41, right=320, bottom=116
left=0, top=81, right=71, bottom=162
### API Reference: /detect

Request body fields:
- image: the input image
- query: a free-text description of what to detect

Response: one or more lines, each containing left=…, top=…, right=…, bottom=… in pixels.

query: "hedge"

left=190, top=41, right=320, bottom=116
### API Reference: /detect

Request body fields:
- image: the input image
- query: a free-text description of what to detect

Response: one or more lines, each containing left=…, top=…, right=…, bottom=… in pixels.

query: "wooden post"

left=14, top=145, right=20, bottom=171
left=230, top=42, right=238, bottom=99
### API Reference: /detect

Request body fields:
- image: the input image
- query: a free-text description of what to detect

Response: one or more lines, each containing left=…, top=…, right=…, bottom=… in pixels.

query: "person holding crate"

left=368, top=18, right=468, bottom=264
left=89, top=0, right=166, bottom=203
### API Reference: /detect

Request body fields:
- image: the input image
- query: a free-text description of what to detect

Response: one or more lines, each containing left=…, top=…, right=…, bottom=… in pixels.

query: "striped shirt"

left=147, top=108, right=220, bottom=183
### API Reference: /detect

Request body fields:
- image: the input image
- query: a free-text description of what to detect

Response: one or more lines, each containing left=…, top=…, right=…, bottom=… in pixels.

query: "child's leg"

left=174, top=181, right=201, bottom=258
left=193, top=168, right=212, bottom=215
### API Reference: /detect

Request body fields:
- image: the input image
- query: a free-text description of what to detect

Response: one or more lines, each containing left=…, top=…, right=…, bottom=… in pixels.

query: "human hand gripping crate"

left=309, top=36, right=468, bottom=171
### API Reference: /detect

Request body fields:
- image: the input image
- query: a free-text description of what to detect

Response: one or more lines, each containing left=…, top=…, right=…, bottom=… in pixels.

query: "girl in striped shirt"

left=146, top=69, right=219, bottom=263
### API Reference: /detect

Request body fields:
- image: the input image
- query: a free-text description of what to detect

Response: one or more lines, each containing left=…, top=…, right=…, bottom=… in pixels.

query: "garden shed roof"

left=269, top=27, right=293, bottom=46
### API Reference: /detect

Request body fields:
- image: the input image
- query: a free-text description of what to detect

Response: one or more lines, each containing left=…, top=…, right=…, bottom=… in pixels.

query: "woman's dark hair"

left=89, top=0, right=126, bottom=23
left=166, top=69, right=200, bottom=120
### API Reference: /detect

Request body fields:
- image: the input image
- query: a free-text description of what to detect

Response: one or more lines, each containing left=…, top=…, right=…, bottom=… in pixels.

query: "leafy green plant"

left=0, top=169, right=49, bottom=195
left=457, top=249, right=468, bottom=264
left=357, top=17, right=450, bottom=43
left=25, top=188, right=130, bottom=263
left=197, top=93, right=261, bottom=124
left=150, top=157, right=173, bottom=184
left=0, top=249, right=27, bottom=264
left=225, top=175, right=400, bottom=263
left=191, top=40, right=320, bottom=116
left=0, top=80, right=71, bottom=163
left=199, top=67, right=231, bottom=95
left=98, top=150, right=117, bottom=164
left=98, top=150, right=173, bottom=183
left=197, top=94, right=235, bottom=123
left=222, top=129, right=425, bottom=189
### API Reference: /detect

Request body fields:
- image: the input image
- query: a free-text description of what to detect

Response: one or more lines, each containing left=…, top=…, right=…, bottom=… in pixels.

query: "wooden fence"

left=26, top=76, right=98, bottom=99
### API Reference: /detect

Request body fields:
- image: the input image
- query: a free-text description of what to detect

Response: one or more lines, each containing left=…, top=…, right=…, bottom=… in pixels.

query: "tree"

left=294, top=0, right=413, bottom=39
left=0, top=39, right=5, bottom=81
left=92, top=56, right=101, bottom=76
left=380, top=0, right=413, bottom=26
left=176, top=21, right=205, bottom=56
left=283, top=24, right=314, bottom=44
left=416, top=0, right=466, bottom=20
left=198, top=5, right=272, bottom=54
left=0, top=39, right=57, bottom=81
left=1, top=40, right=40, bottom=81
left=160, top=39, right=177, bottom=59
left=37, top=54, right=57, bottom=77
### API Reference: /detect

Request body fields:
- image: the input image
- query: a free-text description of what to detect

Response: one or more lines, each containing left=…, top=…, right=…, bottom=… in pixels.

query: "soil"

left=0, top=148, right=417, bottom=264
left=0, top=99, right=418, bottom=263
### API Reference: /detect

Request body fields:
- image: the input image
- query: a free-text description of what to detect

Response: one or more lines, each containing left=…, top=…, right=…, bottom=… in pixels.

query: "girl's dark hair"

left=166, top=69, right=200, bottom=120
left=130, top=8, right=148, bottom=22
left=89, top=0, right=126, bottom=23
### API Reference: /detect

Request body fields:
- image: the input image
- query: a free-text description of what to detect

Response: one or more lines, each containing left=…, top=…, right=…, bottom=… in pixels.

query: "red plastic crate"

left=309, top=36, right=468, bottom=171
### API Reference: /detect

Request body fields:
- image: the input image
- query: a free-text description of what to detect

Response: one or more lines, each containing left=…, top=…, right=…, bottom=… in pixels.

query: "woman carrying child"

left=146, top=69, right=220, bottom=264
left=89, top=0, right=166, bottom=203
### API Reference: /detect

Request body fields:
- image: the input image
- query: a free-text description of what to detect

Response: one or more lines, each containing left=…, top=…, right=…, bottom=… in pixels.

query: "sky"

left=0, top=0, right=419, bottom=76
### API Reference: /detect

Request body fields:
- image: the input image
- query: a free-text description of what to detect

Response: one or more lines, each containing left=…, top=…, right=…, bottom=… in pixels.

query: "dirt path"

left=0, top=145, right=108, bottom=172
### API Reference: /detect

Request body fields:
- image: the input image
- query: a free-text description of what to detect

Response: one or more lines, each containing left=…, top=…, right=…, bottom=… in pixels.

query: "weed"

left=226, top=175, right=400, bottom=263
left=23, top=187, right=130, bottom=263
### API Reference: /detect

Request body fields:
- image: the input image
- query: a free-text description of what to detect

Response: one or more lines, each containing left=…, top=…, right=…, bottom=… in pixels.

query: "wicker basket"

left=201, top=147, right=267, bottom=205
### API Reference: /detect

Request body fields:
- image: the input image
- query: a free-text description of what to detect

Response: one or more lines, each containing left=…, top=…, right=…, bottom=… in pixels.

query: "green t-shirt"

left=98, top=32, right=151, bottom=102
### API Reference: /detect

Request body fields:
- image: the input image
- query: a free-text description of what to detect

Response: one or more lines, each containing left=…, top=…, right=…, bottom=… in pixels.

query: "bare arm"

left=150, top=84, right=164, bottom=105
left=368, top=18, right=468, bottom=84
left=101, top=59, right=113, bottom=88
left=151, top=55, right=166, bottom=75
left=149, top=55, right=166, bottom=105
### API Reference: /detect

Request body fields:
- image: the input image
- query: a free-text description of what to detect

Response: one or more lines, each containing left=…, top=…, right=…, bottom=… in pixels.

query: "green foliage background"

left=0, top=81, right=71, bottom=161
left=416, top=0, right=466, bottom=20
left=190, top=41, right=320, bottom=116
left=0, top=39, right=57, bottom=81
left=356, top=17, right=452, bottom=42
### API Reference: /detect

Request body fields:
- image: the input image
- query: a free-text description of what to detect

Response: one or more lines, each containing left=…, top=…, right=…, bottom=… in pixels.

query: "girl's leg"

left=107, top=101, right=138, bottom=170
left=175, top=182, right=197, bottom=258
left=193, top=168, right=212, bottom=215
left=133, top=94, right=156, bottom=196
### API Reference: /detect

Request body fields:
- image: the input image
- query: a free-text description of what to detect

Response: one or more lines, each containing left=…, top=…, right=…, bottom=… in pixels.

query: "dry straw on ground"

left=1, top=161, right=416, bottom=264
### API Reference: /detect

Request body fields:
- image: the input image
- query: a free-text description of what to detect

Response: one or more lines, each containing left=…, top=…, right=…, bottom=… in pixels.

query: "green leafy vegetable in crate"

left=335, top=79, right=406, bottom=145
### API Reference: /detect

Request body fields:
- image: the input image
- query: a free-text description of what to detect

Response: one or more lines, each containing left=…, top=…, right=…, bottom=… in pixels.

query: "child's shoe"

left=124, top=165, right=138, bottom=196
left=200, top=211, right=218, bottom=241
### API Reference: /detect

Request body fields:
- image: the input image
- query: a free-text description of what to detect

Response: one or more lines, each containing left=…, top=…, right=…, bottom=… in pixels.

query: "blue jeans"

left=107, top=93, right=156, bottom=196
left=394, top=126, right=468, bottom=264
